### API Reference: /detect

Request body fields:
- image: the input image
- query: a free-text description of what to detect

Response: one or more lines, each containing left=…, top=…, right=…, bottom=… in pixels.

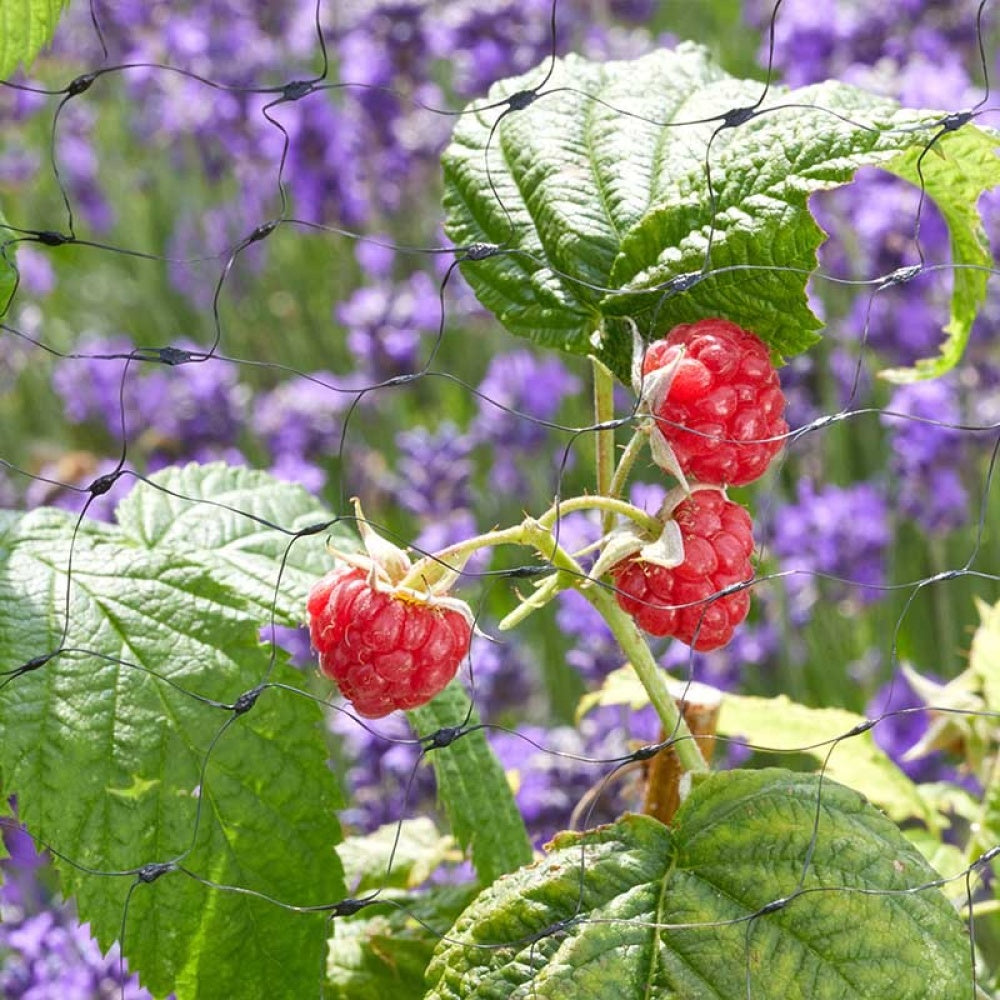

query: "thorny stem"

left=536, top=494, right=662, bottom=536
left=402, top=515, right=707, bottom=776
left=581, top=581, right=708, bottom=774
left=592, top=356, right=616, bottom=505
left=609, top=428, right=649, bottom=502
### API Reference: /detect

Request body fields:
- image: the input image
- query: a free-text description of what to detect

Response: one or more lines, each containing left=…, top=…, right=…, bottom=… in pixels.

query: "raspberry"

left=611, top=490, right=754, bottom=651
left=307, top=566, right=472, bottom=719
left=642, top=318, right=788, bottom=487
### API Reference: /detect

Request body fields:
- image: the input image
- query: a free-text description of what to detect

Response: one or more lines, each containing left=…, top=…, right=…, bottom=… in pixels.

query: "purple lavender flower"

left=463, top=631, right=538, bottom=722
left=392, top=422, right=473, bottom=518
left=329, top=710, right=433, bottom=833
left=252, top=373, right=354, bottom=462
left=337, top=271, right=441, bottom=380
left=472, top=350, right=581, bottom=492
left=867, top=670, right=945, bottom=783
left=52, top=336, right=154, bottom=434
left=768, top=479, right=891, bottom=608
left=260, top=624, right=313, bottom=669
left=274, top=93, right=371, bottom=227
left=355, top=237, right=396, bottom=281
left=660, top=623, right=780, bottom=692
left=24, top=456, right=131, bottom=523
left=55, top=104, right=114, bottom=233
left=52, top=338, right=246, bottom=462
left=882, top=379, right=970, bottom=533
left=488, top=705, right=656, bottom=845
left=428, top=0, right=571, bottom=98
left=0, top=910, right=152, bottom=1000
left=13, top=247, right=55, bottom=298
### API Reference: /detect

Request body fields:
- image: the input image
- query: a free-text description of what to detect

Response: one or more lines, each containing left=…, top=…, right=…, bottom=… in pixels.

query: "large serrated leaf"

left=115, top=462, right=358, bottom=624
left=0, top=0, right=70, bottom=78
left=409, top=683, right=533, bottom=886
left=426, top=769, right=970, bottom=1000
left=443, top=44, right=1000, bottom=382
left=0, top=466, right=347, bottom=1000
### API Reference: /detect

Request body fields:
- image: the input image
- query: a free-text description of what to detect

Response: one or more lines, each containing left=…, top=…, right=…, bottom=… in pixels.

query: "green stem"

left=609, top=428, right=648, bottom=502
left=582, top=581, right=709, bottom=774
left=399, top=523, right=526, bottom=592
left=593, top=356, right=616, bottom=503
left=536, top=494, right=662, bottom=536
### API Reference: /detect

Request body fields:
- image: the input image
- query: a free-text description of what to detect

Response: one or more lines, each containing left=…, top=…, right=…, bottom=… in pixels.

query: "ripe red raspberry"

left=642, top=318, right=788, bottom=487
left=307, top=566, right=472, bottom=719
left=611, top=490, right=754, bottom=651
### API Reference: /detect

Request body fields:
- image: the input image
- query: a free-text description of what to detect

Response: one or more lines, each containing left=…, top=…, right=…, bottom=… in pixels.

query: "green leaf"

left=0, top=466, right=346, bottom=1000
left=427, top=769, right=970, bottom=1000
left=337, top=818, right=457, bottom=893
left=113, top=462, right=358, bottom=625
left=443, top=44, right=1000, bottom=382
left=0, top=0, right=70, bottom=78
left=880, top=126, right=1000, bottom=382
left=326, top=886, right=476, bottom=1000
left=409, top=683, right=533, bottom=886
left=579, top=666, right=933, bottom=826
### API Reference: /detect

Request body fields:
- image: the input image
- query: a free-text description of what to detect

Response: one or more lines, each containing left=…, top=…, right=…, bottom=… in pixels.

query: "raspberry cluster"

left=307, top=566, right=472, bottom=719
left=611, top=318, right=786, bottom=651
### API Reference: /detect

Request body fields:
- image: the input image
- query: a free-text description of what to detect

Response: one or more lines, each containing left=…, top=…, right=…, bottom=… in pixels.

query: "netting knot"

left=879, top=264, right=922, bottom=290
left=502, top=565, right=550, bottom=580
left=422, top=725, right=466, bottom=751
left=156, top=346, right=195, bottom=366
left=89, top=471, right=122, bottom=497
left=138, top=862, right=175, bottom=884
left=35, top=230, right=73, bottom=247
left=464, top=242, right=501, bottom=261
left=67, top=73, right=97, bottom=96
left=281, top=80, right=315, bottom=102
left=845, top=719, right=876, bottom=738
left=233, top=685, right=266, bottom=716
left=757, top=896, right=791, bottom=915
left=507, top=89, right=538, bottom=112
left=330, top=895, right=376, bottom=917
left=660, top=271, right=703, bottom=294
left=631, top=742, right=667, bottom=763
left=720, top=105, right=757, bottom=129
left=20, top=651, right=57, bottom=674
left=248, top=221, right=278, bottom=244
left=940, top=111, right=973, bottom=132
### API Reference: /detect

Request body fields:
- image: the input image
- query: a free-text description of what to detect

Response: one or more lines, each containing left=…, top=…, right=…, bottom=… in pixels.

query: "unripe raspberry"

left=642, top=318, right=788, bottom=487
left=611, top=489, right=754, bottom=651
left=307, top=566, right=472, bottom=718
